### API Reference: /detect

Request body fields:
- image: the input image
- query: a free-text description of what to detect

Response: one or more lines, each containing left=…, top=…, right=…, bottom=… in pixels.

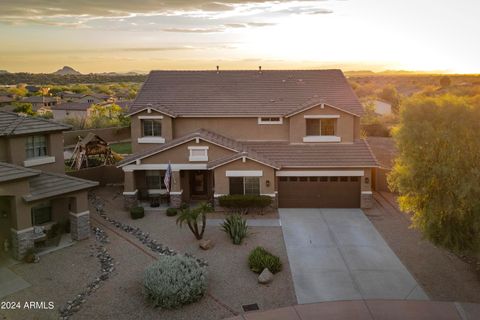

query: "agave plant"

left=176, top=202, right=212, bottom=240
left=221, top=214, right=248, bottom=245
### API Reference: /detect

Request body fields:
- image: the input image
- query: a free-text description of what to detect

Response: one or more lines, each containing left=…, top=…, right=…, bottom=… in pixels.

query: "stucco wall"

left=6, top=132, right=65, bottom=173
left=213, top=159, right=276, bottom=195
left=131, top=110, right=173, bottom=153
left=289, top=105, right=356, bottom=143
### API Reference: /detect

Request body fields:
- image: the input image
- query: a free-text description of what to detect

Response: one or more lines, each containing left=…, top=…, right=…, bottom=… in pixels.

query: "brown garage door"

left=278, top=176, right=361, bottom=208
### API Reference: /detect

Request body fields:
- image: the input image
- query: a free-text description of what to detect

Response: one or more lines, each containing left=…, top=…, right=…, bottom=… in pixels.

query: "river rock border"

left=88, top=191, right=207, bottom=267
left=59, top=226, right=114, bottom=320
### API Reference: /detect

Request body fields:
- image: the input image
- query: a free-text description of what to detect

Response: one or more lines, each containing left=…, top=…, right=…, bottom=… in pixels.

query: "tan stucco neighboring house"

left=118, top=69, right=379, bottom=210
left=0, top=111, right=98, bottom=260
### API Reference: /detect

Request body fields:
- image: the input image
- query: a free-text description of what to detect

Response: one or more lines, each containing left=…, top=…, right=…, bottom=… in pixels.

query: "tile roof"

left=24, top=171, right=99, bottom=202
left=51, top=102, right=92, bottom=111
left=0, top=111, right=71, bottom=136
left=118, top=129, right=244, bottom=166
left=119, top=128, right=378, bottom=169
left=367, top=137, right=397, bottom=169
left=22, top=96, right=58, bottom=103
left=244, top=140, right=379, bottom=168
left=131, top=69, right=363, bottom=117
left=0, top=162, right=40, bottom=183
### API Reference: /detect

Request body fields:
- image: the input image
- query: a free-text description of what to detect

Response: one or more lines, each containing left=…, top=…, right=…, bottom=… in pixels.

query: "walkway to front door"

left=280, top=208, right=428, bottom=304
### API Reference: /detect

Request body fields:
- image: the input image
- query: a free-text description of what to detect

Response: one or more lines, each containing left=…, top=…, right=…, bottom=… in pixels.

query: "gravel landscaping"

left=366, top=192, right=480, bottom=303
left=1, top=186, right=296, bottom=319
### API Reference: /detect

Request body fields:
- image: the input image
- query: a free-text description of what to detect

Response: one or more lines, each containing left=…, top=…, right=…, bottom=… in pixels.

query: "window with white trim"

left=26, top=135, right=47, bottom=159
left=188, top=146, right=208, bottom=161
left=229, top=177, right=260, bottom=195
left=306, top=118, right=336, bottom=136
left=258, top=117, right=283, bottom=124
left=142, top=119, right=162, bottom=137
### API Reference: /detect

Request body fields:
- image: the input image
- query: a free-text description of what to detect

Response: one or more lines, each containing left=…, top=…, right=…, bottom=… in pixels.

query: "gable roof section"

left=207, top=151, right=280, bottom=170
left=0, top=111, right=71, bottom=136
left=23, top=171, right=99, bottom=202
left=127, top=105, right=177, bottom=118
left=130, top=69, right=363, bottom=117
left=0, top=162, right=40, bottom=183
left=118, top=129, right=244, bottom=167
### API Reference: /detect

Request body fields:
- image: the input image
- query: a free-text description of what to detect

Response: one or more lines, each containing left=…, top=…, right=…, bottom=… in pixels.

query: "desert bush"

left=130, top=206, right=145, bottom=220
left=143, top=254, right=207, bottom=309
left=248, top=246, right=282, bottom=274
left=218, top=195, right=272, bottom=214
left=166, top=208, right=177, bottom=217
left=221, top=214, right=248, bottom=245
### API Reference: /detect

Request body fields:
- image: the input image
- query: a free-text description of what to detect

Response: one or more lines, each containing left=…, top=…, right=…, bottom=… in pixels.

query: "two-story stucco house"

left=0, top=111, right=98, bottom=260
left=118, top=69, right=378, bottom=210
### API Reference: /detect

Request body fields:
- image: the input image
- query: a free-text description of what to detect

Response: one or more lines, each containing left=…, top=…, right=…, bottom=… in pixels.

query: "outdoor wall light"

left=266, top=180, right=271, bottom=187
left=365, top=177, right=370, bottom=184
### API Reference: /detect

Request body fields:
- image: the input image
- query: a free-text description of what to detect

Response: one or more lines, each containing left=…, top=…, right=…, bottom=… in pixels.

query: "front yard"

left=1, top=186, right=296, bottom=320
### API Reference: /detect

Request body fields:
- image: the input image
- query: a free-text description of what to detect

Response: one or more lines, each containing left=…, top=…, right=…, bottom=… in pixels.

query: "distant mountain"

left=0, top=70, right=9, bottom=74
left=53, top=66, right=82, bottom=75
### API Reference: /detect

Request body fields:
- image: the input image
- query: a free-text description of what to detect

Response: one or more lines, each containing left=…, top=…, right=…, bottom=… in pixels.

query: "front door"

left=190, top=171, right=207, bottom=197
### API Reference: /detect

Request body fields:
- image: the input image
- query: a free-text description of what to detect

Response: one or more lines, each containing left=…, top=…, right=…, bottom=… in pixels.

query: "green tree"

left=388, top=95, right=480, bottom=252
left=378, top=85, right=401, bottom=113
left=87, top=103, right=124, bottom=128
left=176, top=202, right=212, bottom=240
left=12, top=102, right=35, bottom=115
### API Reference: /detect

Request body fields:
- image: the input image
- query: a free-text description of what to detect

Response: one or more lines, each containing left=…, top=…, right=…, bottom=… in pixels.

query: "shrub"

left=218, top=195, right=272, bottom=214
left=221, top=214, right=248, bottom=245
left=130, top=206, right=145, bottom=220
left=248, top=246, right=282, bottom=274
left=143, top=254, right=207, bottom=309
left=166, top=208, right=177, bottom=217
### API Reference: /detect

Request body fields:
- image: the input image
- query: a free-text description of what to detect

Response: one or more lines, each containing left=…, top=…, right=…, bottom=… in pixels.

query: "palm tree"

left=176, top=202, right=212, bottom=240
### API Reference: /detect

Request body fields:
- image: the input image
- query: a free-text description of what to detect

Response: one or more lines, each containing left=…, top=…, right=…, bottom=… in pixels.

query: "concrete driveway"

left=280, top=208, right=428, bottom=304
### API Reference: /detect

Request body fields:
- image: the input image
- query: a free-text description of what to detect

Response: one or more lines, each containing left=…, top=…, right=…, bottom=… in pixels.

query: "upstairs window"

left=258, top=117, right=283, bottom=124
left=229, top=177, right=260, bottom=195
left=142, top=119, right=162, bottom=137
left=26, top=135, right=47, bottom=159
left=306, top=118, right=336, bottom=136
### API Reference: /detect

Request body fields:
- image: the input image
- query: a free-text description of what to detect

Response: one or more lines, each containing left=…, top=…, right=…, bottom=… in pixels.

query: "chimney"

left=258, top=66, right=262, bottom=74
left=216, top=66, right=219, bottom=73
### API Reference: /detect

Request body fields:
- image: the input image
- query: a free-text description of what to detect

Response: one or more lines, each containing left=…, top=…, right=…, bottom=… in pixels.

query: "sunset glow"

left=0, top=0, right=479, bottom=73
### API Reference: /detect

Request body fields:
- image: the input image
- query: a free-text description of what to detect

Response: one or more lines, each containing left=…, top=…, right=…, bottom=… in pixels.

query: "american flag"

left=164, top=163, right=172, bottom=192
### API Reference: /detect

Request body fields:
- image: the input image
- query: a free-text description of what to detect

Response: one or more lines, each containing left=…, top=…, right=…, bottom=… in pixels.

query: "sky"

left=0, top=0, right=479, bottom=73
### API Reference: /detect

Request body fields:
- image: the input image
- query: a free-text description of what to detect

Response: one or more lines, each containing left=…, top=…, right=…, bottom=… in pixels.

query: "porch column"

left=123, top=169, right=138, bottom=209
left=69, top=193, right=90, bottom=241
left=10, top=196, right=34, bottom=260
left=169, top=170, right=182, bottom=208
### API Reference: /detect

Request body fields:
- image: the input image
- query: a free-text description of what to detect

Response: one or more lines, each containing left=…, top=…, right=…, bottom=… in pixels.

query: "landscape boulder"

left=199, top=239, right=214, bottom=250
left=258, top=268, right=274, bottom=284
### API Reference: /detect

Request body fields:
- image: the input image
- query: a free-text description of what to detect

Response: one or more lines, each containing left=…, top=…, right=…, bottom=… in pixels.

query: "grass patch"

left=110, top=142, right=132, bottom=154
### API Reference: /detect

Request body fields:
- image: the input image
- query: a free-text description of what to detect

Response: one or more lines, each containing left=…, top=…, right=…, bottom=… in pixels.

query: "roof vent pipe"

left=259, top=66, right=262, bottom=74
left=216, top=66, right=219, bottom=73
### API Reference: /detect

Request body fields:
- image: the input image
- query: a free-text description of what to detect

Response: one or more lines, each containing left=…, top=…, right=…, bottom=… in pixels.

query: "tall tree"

left=378, top=85, right=401, bottom=113
left=388, top=95, right=480, bottom=252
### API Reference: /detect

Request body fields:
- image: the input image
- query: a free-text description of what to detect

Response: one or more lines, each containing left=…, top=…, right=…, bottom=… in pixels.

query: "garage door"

left=278, top=176, right=361, bottom=208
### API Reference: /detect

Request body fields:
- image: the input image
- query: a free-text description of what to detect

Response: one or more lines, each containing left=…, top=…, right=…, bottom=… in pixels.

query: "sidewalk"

left=226, top=300, right=480, bottom=320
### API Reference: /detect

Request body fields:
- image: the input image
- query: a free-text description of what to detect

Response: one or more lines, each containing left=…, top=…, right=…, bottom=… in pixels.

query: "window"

left=299, top=177, right=308, bottom=182
left=188, top=146, right=208, bottom=161
left=289, top=177, right=298, bottom=181
left=340, top=177, right=349, bottom=182
left=309, top=177, right=318, bottom=182
left=350, top=177, right=359, bottom=182
left=258, top=117, right=283, bottom=124
left=319, top=177, right=328, bottom=182
left=229, top=177, right=260, bottom=195
left=26, top=135, right=47, bottom=159
left=330, top=177, right=338, bottom=182
left=146, top=170, right=166, bottom=189
left=279, top=177, right=288, bottom=182
left=31, top=205, right=52, bottom=225
left=142, top=119, right=162, bottom=137
left=306, top=119, right=336, bottom=136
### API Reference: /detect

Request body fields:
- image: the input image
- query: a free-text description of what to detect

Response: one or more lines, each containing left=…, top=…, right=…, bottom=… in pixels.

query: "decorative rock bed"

left=58, top=226, right=114, bottom=320
left=88, top=191, right=207, bottom=267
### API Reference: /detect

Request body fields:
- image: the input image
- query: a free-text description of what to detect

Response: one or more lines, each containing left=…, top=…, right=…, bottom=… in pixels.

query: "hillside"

left=53, top=66, right=82, bottom=75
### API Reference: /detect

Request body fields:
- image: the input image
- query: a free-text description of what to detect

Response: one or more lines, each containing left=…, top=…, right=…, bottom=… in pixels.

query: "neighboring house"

left=25, top=85, right=40, bottom=94
left=0, top=111, right=98, bottom=260
left=73, top=94, right=113, bottom=104
left=50, top=100, right=132, bottom=121
left=0, top=95, right=16, bottom=107
left=373, top=99, right=392, bottom=116
left=21, top=96, right=59, bottom=110
left=50, top=102, right=92, bottom=121
left=118, top=70, right=378, bottom=210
